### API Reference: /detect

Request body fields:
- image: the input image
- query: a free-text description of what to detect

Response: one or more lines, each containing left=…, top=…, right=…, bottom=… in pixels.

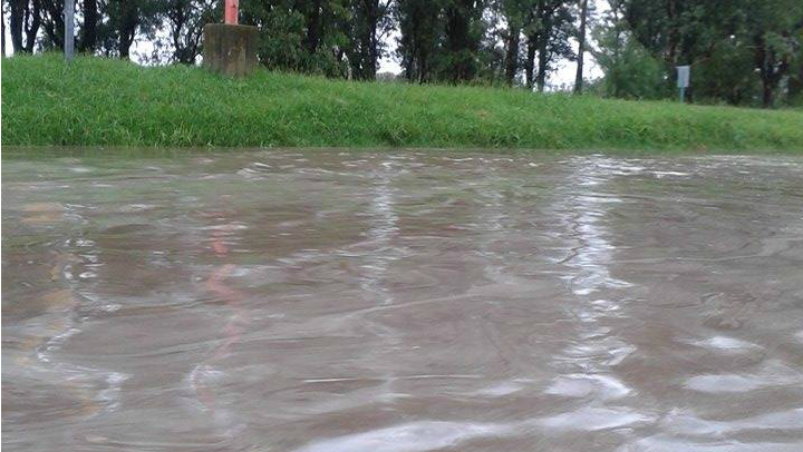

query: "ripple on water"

left=545, top=373, right=631, bottom=400
left=692, top=336, right=762, bottom=354
left=624, top=436, right=803, bottom=452
left=685, top=374, right=772, bottom=393
left=536, top=406, right=655, bottom=431
left=293, top=421, right=509, bottom=452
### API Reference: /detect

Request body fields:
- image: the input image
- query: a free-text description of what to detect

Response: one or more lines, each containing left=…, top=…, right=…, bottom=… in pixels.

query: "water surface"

left=3, top=150, right=803, bottom=452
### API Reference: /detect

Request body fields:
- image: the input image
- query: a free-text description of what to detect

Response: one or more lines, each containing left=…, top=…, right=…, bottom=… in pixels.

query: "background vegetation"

left=3, top=0, right=803, bottom=108
left=4, top=54, right=803, bottom=152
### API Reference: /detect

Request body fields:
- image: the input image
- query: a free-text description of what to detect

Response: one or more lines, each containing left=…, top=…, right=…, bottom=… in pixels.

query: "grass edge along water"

left=3, top=54, right=803, bottom=154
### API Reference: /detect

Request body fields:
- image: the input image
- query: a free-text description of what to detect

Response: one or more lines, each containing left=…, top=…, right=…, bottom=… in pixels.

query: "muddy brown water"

left=3, top=150, right=803, bottom=452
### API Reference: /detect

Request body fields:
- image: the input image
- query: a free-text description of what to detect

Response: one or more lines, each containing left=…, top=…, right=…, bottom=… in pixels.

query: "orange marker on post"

left=225, top=0, right=239, bottom=25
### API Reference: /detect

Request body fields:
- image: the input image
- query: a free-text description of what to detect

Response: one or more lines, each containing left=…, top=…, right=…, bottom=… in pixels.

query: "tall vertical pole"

left=225, top=0, right=239, bottom=25
left=64, top=0, right=75, bottom=62
left=0, top=0, right=6, bottom=58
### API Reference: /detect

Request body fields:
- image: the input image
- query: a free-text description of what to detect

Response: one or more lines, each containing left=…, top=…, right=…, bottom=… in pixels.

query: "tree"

left=395, top=0, right=444, bottom=82
left=8, top=0, right=41, bottom=53
left=80, top=0, right=99, bottom=52
left=790, top=50, right=803, bottom=104
left=439, top=0, right=486, bottom=83
left=623, top=0, right=722, bottom=101
left=496, top=0, right=528, bottom=85
left=39, top=0, right=101, bottom=52
left=621, top=0, right=803, bottom=107
left=347, top=0, right=391, bottom=80
left=93, top=0, right=161, bottom=59
left=520, top=0, right=574, bottom=91
left=242, top=0, right=350, bottom=76
left=535, top=1, right=574, bottom=92
left=161, top=0, right=218, bottom=64
left=592, top=18, right=664, bottom=99
left=745, top=0, right=803, bottom=107
left=573, top=0, right=588, bottom=93
left=38, top=0, right=63, bottom=49
left=113, top=0, right=138, bottom=59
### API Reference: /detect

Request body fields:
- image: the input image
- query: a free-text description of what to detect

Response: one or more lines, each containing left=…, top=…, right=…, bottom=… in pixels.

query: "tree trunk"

left=418, top=45, right=429, bottom=83
left=754, top=34, right=789, bottom=109
left=9, top=0, right=24, bottom=52
left=117, top=1, right=138, bottom=59
left=666, top=0, right=678, bottom=66
left=355, top=0, right=379, bottom=80
left=444, top=0, right=474, bottom=83
left=366, top=0, right=379, bottom=80
left=503, top=24, right=520, bottom=86
left=574, top=0, right=588, bottom=94
left=168, top=0, right=192, bottom=63
left=524, top=36, right=536, bottom=90
left=40, top=0, right=65, bottom=49
left=10, top=0, right=42, bottom=53
left=536, top=33, right=548, bottom=92
left=789, top=66, right=803, bottom=103
left=24, top=0, right=39, bottom=51
left=305, top=0, right=322, bottom=54
left=762, top=81, right=774, bottom=108
left=80, top=0, right=98, bottom=52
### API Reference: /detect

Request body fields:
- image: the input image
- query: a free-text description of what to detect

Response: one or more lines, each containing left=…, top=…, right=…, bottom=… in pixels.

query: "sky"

left=3, top=0, right=605, bottom=90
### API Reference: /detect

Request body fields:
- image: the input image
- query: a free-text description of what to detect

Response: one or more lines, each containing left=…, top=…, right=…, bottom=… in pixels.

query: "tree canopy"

left=4, top=0, right=802, bottom=107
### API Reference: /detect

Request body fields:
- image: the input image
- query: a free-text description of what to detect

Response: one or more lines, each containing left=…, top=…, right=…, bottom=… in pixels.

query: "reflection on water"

left=3, top=150, right=803, bottom=452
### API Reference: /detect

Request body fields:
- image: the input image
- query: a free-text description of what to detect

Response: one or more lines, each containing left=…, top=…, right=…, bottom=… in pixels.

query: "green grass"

left=3, top=53, right=803, bottom=153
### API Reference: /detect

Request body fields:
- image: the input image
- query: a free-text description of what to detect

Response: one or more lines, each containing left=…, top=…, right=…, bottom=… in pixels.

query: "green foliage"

left=5, top=0, right=802, bottom=107
left=242, top=0, right=351, bottom=77
left=4, top=54, right=803, bottom=153
left=618, top=0, right=803, bottom=107
left=394, top=0, right=447, bottom=82
left=593, top=26, right=666, bottom=100
left=692, top=38, right=757, bottom=105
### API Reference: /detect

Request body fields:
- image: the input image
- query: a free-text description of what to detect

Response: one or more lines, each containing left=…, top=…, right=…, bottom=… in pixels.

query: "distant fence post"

left=64, top=0, right=75, bottom=63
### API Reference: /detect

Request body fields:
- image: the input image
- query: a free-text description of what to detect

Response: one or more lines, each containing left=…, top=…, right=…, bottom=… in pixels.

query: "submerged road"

left=3, top=150, right=803, bottom=452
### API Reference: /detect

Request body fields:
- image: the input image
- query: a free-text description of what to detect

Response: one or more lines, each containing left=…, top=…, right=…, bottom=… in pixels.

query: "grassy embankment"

left=3, top=54, right=803, bottom=153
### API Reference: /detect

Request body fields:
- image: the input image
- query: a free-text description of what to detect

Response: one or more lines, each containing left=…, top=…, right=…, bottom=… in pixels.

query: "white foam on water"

left=537, top=407, right=653, bottom=431
left=545, top=373, right=631, bottom=399
left=691, top=336, right=762, bottom=354
left=293, top=421, right=508, bottom=452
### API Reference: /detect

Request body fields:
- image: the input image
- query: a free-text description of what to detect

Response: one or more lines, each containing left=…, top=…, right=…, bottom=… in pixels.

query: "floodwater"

left=3, top=150, right=803, bottom=452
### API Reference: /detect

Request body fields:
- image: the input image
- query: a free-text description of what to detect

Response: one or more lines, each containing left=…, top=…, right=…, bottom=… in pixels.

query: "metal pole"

left=2, top=1, right=7, bottom=58
left=64, top=0, right=74, bottom=63
left=225, top=0, right=239, bottom=25
left=680, top=87, right=685, bottom=103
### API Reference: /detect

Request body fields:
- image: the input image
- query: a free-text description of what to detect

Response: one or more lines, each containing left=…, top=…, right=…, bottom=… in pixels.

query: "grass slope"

left=3, top=54, right=803, bottom=153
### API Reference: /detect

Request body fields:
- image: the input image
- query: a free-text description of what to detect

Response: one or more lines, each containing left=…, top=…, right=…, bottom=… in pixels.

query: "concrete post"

left=203, top=24, right=259, bottom=77
left=203, top=0, right=258, bottom=77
